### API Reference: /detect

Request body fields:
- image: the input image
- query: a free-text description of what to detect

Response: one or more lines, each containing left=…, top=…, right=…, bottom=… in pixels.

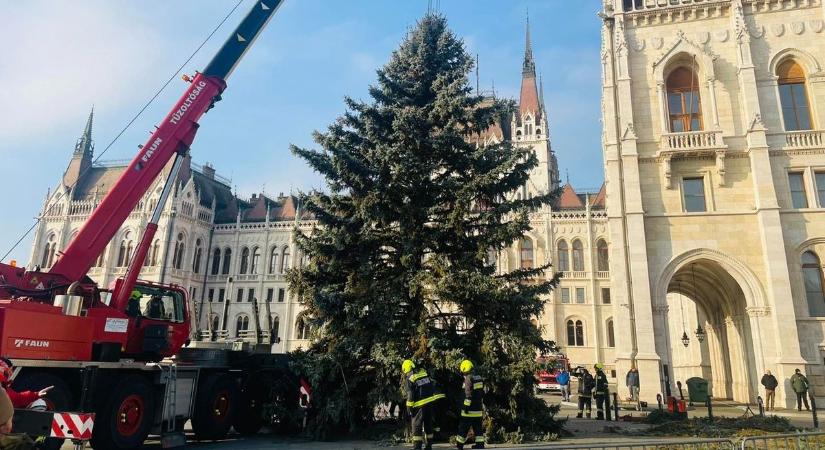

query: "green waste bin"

left=686, top=377, right=709, bottom=403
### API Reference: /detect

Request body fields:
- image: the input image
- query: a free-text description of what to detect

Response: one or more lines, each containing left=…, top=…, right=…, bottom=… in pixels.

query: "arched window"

left=239, top=247, right=250, bottom=275
left=666, top=67, right=702, bottom=132
left=557, top=240, right=569, bottom=272
left=172, top=233, right=185, bottom=270
left=778, top=60, right=812, bottom=131
left=572, top=240, right=584, bottom=272
left=566, top=319, right=584, bottom=347
left=221, top=248, right=232, bottom=275
left=295, top=314, right=312, bottom=340
left=269, top=247, right=279, bottom=274
left=41, top=234, right=56, bottom=268
left=597, top=239, right=609, bottom=272
left=117, top=231, right=134, bottom=267
left=235, top=314, right=250, bottom=338
left=271, top=315, right=280, bottom=341
left=281, top=247, right=291, bottom=273
left=211, top=248, right=221, bottom=275
left=145, top=240, right=160, bottom=267
left=606, top=318, right=615, bottom=348
left=802, top=251, right=825, bottom=316
left=520, top=238, right=534, bottom=269
left=250, top=247, right=261, bottom=274
left=486, top=248, right=498, bottom=268
left=192, top=239, right=203, bottom=273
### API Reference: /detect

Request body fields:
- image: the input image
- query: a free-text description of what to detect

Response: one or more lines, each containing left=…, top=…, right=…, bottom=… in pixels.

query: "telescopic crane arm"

left=46, top=0, right=284, bottom=300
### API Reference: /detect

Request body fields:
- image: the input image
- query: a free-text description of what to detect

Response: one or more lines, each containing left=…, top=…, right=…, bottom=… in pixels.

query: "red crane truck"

left=0, top=1, right=307, bottom=448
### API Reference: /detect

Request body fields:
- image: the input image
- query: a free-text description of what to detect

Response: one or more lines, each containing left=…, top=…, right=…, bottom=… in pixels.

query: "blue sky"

left=0, top=0, right=603, bottom=264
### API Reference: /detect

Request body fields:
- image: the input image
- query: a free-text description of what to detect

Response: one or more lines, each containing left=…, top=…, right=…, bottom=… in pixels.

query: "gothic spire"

left=522, top=10, right=536, bottom=76
left=74, top=106, right=94, bottom=157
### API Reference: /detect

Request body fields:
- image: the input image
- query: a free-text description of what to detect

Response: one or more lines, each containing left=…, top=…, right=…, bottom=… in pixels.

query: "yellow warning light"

left=182, top=74, right=193, bottom=83
left=9, top=260, right=17, bottom=267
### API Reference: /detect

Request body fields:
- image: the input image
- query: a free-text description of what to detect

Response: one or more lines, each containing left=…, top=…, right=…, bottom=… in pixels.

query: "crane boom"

left=49, top=0, right=284, bottom=282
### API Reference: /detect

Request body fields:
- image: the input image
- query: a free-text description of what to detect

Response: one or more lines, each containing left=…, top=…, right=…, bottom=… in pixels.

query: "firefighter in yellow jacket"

left=455, top=359, right=485, bottom=450
left=402, top=360, right=444, bottom=450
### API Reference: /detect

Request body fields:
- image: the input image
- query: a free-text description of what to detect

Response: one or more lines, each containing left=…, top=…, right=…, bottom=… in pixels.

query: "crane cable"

left=1, top=0, right=245, bottom=263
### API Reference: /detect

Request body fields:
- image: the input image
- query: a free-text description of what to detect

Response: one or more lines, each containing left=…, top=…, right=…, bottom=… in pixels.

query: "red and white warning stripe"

left=50, top=412, right=95, bottom=440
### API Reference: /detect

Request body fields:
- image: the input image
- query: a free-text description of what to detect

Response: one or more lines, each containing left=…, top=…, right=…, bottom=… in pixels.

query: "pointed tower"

left=63, top=107, right=95, bottom=190
left=511, top=15, right=560, bottom=194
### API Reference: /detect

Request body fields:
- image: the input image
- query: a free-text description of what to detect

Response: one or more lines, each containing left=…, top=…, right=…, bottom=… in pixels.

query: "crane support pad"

left=12, top=409, right=95, bottom=441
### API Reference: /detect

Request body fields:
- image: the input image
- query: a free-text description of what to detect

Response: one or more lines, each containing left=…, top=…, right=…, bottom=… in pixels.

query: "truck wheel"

left=15, top=372, right=72, bottom=450
left=192, top=373, right=237, bottom=440
left=91, top=375, right=154, bottom=450
left=233, top=380, right=264, bottom=435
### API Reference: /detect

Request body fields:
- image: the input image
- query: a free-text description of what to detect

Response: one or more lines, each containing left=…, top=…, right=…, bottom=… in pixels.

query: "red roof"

left=519, top=73, right=541, bottom=122
left=590, top=183, right=606, bottom=208
left=557, top=183, right=584, bottom=209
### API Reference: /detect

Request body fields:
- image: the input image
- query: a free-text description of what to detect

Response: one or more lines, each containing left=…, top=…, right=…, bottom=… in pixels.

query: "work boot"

left=586, top=411, right=592, bottom=418
left=596, top=411, right=604, bottom=420
left=576, top=412, right=583, bottom=418
left=456, top=444, right=464, bottom=450
left=472, top=443, right=486, bottom=449
left=425, top=444, right=433, bottom=450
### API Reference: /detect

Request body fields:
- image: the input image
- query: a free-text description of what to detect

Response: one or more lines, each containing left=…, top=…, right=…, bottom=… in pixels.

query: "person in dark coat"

left=576, top=368, right=594, bottom=418
left=791, top=368, right=810, bottom=411
left=760, top=370, right=778, bottom=411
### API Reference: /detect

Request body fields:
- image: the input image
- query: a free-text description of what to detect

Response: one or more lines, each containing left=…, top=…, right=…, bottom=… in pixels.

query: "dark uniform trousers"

left=577, top=394, right=592, bottom=418
left=594, top=369, right=609, bottom=420
left=411, top=403, right=435, bottom=447
left=455, top=373, right=485, bottom=448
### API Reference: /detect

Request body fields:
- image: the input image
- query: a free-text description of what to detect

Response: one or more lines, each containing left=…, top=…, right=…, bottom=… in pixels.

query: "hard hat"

left=28, top=399, right=48, bottom=412
left=402, top=359, right=415, bottom=374
left=130, top=290, right=142, bottom=300
left=594, top=363, right=604, bottom=370
left=460, top=359, right=474, bottom=374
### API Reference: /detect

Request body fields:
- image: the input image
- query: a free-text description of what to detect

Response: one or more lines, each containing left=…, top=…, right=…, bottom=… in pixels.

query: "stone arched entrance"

left=653, top=250, right=765, bottom=403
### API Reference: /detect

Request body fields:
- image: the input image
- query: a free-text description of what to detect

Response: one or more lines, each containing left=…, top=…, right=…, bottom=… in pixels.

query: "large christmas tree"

left=289, top=14, right=562, bottom=441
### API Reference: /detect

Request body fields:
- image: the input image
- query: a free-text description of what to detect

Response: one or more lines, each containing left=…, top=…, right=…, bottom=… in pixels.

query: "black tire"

left=90, top=375, right=154, bottom=450
left=233, top=377, right=265, bottom=435
left=15, top=372, right=72, bottom=450
left=192, top=373, right=238, bottom=440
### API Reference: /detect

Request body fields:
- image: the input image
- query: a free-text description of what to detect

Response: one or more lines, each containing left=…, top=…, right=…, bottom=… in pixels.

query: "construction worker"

left=576, top=367, right=594, bottom=418
left=455, top=359, right=485, bottom=450
left=402, top=360, right=443, bottom=450
left=593, top=363, right=609, bottom=420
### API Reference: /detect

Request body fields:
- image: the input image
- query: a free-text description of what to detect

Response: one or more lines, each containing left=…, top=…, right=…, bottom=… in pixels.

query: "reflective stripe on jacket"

left=594, top=370, right=609, bottom=396
left=405, top=369, right=443, bottom=408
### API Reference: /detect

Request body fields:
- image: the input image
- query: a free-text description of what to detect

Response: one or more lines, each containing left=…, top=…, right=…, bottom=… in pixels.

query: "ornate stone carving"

left=811, top=20, right=824, bottom=34
left=746, top=306, right=770, bottom=317
left=749, top=113, right=766, bottom=132
left=792, top=22, right=805, bottom=35
left=715, top=30, right=729, bottom=43
left=732, top=0, right=750, bottom=43
left=631, top=38, right=645, bottom=52
left=651, top=37, right=664, bottom=50
left=662, top=154, right=673, bottom=189
left=622, top=123, right=637, bottom=141
left=749, top=25, right=765, bottom=39
left=716, top=150, right=726, bottom=187
left=772, top=24, right=785, bottom=37
left=697, top=32, right=710, bottom=44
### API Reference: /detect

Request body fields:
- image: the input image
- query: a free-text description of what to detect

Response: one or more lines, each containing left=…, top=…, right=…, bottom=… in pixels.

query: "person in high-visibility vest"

left=455, top=359, right=485, bottom=449
left=593, top=363, right=609, bottom=420
left=402, top=360, right=444, bottom=450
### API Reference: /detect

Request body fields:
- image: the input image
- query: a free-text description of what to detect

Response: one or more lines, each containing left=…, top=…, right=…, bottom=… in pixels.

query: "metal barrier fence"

left=524, top=438, right=736, bottom=450
left=740, top=431, right=825, bottom=449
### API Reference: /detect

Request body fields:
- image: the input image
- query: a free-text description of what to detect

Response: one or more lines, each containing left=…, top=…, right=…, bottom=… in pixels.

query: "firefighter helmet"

left=594, top=363, right=604, bottom=370
left=460, top=359, right=474, bottom=374
left=402, top=359, right=415, bottom=374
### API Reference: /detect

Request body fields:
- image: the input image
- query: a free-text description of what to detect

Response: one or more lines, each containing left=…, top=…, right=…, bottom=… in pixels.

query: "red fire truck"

left=0, top=2, right=308, bottom=448
left=535, top=354, right=570, bottom=393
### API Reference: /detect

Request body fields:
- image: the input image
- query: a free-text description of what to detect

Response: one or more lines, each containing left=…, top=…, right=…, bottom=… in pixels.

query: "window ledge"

left=659, top=130, right=727, bottom=189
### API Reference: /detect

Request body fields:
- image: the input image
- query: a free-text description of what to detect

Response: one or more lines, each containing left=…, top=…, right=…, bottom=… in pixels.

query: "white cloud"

left=0, top=1, right=168, bottom=146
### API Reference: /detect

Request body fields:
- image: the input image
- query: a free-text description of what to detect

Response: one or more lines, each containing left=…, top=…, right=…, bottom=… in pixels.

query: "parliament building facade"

left=28, top=0, right=825, bottom=407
